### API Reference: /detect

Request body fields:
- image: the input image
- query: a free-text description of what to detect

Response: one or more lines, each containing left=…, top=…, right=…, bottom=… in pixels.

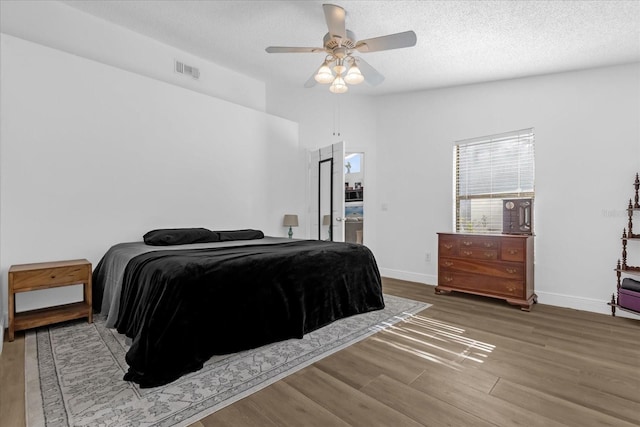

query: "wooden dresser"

left=437, top=233, right=536, bottom=311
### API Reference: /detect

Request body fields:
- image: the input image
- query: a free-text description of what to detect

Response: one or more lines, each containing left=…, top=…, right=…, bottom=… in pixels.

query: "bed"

left=92, top=231, right=384, bottom=388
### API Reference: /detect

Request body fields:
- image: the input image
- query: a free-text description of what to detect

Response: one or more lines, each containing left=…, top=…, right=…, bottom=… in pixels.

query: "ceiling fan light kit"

left=344, top=64, right=364, bottom=85
left=266, top=3, right=417, bottom=94
left=314, top=61, right=335, bottom=84
left=329, top=75, right=348, bottom=93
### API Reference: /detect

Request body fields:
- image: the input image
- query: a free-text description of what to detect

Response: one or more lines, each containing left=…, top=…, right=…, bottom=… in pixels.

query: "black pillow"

left=143, top=228, right=219, bottom=246
left=215, top=229, right=264, bottom=242
left=621, top=277, right=640, bottom=293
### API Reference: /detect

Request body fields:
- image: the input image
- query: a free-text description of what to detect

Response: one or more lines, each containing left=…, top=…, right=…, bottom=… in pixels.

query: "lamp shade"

left=344, top=64, right=364, bottom=85
left=283, top=214, right=299, bottom=227
left=332, top=58, right=346, bottom=75
left=329, top=76, right=348, bottom=94
left=322, top=215, right=331, bottom=226
left=314, top=63, right=334, bottom=84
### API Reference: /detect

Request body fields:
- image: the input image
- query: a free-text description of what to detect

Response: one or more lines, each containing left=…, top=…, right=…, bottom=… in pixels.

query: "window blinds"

left=455, top=129, right=535, bottom=234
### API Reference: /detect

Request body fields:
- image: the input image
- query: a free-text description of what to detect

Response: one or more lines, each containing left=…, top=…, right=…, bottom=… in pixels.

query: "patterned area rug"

left=25, top=294, right=429, bottom=427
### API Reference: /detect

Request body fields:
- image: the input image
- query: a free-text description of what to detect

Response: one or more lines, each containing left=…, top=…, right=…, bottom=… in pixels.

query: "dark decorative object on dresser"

left=437, top=233, right=536, bottom=310
left=502, top=198, right=533, bottom=234
left=609, top=172, right=640, bottom=316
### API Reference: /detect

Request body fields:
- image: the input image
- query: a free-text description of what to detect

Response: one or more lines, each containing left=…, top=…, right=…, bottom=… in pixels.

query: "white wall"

left=374, top=64, right=640, bottom=314
left=266, top=61, right=640, bottom=316
left=0, top=0, right=265, bottom=111
left=266, top=83, right=380, bottom=252
left=0, top=35, right=304, bottom=320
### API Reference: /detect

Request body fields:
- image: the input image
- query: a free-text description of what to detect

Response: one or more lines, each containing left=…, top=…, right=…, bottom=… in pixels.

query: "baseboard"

left=380, top=269, right=638, bottom=319
left=536, top=290, right=638, bottom=319
left=379, top=268, right=437, bottom=286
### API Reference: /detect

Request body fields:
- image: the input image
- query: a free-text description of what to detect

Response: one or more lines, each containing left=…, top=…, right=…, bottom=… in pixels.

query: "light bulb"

left=333, top=59, right=346, bottom=75
left=329, top=76, right=348, bottom=94
left=314, top=64, right=334, bottom=84
left=344, top=64, right=364, bottom=85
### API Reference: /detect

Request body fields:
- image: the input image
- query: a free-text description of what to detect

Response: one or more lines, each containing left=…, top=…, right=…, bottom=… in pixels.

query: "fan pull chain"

left=333, top=96, right=341, bottom=137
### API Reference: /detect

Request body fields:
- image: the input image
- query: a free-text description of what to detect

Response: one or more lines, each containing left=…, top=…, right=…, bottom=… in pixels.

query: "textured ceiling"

left=60, top=0, right=640, bottom=96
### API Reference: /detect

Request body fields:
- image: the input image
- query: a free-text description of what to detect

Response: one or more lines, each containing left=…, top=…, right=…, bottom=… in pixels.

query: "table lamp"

left=283, top=214, right=299, bottom=239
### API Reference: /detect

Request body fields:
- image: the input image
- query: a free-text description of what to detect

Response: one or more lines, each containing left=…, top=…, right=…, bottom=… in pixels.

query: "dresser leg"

left=506, top=295, right=536, bottom=312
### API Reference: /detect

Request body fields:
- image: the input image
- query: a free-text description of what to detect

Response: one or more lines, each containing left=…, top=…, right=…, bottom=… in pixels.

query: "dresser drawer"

left=457, top=247, right=498, bottom=260
left=439, top=236, right=458, bottom=256
left=438, top=271, right=524, bottom=298
left=501, top=239, right=526, bottom=262
left=439, top=257, right=525, bottom=279
left=11, top=264, right=90, bottom=291
left=458, top=237, right=499, bottom=250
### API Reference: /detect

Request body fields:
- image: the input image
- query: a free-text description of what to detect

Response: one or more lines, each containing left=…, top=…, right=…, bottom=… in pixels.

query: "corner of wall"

left=379, top=268, right=437, bottom=286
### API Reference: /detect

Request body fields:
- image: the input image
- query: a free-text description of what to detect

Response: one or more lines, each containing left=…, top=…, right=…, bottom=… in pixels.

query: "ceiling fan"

left=265, top=4, right=417, bottom=93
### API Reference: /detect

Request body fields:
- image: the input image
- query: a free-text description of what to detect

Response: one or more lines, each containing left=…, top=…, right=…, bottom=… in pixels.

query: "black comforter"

left=102, top=240, right=383, bottom=387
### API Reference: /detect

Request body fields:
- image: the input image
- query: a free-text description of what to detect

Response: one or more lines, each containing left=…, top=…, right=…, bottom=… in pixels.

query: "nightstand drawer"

left=11, top=264, right=91, bottom=291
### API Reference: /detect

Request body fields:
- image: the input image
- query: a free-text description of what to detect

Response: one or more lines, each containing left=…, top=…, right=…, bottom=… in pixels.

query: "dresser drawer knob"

left=443, top=243, right=453, bottom=249
left=506, top=268, right=518, bottom=274
left=483, top=242, right=494, bottom=248
left=444, top=276, right=454, bottom=282
left=484, top=252, right=494, bottom=258
left=443, top=261, right=454, bottom=267
left=462, top=241, right=473, bottom=246
left=508, top=249, right=519, bottom=255
left=51, top=275, right=56, bottom=279
left=462, top=250, right=473, bottom=256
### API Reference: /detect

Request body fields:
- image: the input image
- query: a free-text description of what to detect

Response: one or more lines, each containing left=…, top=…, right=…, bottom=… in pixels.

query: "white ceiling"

left=60, top=0, right=640, bottom=96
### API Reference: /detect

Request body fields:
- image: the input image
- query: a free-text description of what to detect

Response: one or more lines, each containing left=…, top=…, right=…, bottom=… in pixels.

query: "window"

left=455, top=129, right=535, bottom=234
left=345, top=153, right=362, bottom=174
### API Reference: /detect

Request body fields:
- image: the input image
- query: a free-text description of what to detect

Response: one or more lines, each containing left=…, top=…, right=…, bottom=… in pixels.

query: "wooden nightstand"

left=8, top=259, right=92, bottom=341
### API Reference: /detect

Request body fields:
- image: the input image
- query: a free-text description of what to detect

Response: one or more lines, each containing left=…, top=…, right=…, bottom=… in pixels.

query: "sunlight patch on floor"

left=371, top=313, right=496, bottom=369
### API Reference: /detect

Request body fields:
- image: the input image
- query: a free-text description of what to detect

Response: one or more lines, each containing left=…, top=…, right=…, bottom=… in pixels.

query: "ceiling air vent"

left=175, top=60, right=200, bottom=80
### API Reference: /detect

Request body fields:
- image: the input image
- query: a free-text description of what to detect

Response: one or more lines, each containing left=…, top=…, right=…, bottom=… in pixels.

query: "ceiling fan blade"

left=354, top=57, right=385, bottom=86
left=355, top=30, right=417, bottom=53
left=265, top=46, right=325, bottom=53
left=323, top=4, right=347, bottom=42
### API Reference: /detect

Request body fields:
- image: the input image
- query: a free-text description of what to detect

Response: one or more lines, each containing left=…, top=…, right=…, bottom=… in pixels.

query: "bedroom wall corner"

left=265, top=82, right=379, bottom=251
left=374, top=63, right=640, bottom=315
left=0, top=34, right=303, bottom=323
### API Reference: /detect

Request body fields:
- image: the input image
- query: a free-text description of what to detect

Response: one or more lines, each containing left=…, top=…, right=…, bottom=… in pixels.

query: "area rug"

left=25, top=294, right=429, bottom=427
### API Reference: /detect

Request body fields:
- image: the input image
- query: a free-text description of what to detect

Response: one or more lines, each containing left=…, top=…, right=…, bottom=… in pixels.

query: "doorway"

left=309, top=142, right=346, bottom=242
left=344, top=152, right=364, bottom=244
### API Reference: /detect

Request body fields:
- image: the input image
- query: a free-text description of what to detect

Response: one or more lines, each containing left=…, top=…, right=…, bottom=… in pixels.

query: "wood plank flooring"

left=2, top=278, right=638, bottom=426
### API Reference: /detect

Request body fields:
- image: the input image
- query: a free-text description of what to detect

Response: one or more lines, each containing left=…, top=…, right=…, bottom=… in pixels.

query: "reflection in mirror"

left=345, top=152, right=364, bottom=244
left=519, top=202, right=531, bottom=231
left=319, top=159, right=333, bottom=240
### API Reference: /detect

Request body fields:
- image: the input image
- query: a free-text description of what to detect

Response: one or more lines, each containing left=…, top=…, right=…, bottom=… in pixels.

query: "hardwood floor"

left=2, top=278, right=639, bottom=426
